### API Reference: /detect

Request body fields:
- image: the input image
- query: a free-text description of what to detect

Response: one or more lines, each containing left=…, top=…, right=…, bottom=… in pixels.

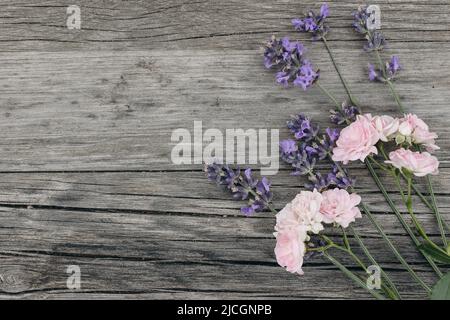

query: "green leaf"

left=447, top=244, right=450, bottom=256
left=431, top=271, right=450, bottom=300
left=419, top=242, right=450, bottom=264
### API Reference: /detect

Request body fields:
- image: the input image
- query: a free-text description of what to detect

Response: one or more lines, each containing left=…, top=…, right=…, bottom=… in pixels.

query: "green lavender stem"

left=316, top=82, right=341, bottom=109
left=386, top=80, right=406, bottom=114
left=322, top=37, right=357, bottom=105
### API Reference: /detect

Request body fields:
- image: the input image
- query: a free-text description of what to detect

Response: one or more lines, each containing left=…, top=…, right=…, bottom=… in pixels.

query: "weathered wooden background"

left=0, top=0, right=449, bottom=299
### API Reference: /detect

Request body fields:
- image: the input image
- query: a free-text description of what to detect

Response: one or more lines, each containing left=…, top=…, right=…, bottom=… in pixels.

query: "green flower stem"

left=378, top=62, right=446, bottom=239
left=406, top=176, right=450, bottom=232
left=324, top=153, right=430, bottom=292
left=359, top=199, right=432, bottom=294
left=425, top=174, right=449, bottom=246
left=366, top=158, right=443, bottom=278
left=332, top=238, right=398, bottom=300
left=380, top=145, right=449, bottom=234
left=368, top=156, right=389, bottom=171
left=322, top=37, right=357, bottom=105
left=323, top=251, right=386, bottom=300
left=316, top=82, right=341, bottom=109
left=319, top=235, right=390, bottom=299
left=416, top=145, right=448, bottom=247
left=348, top=225, right=401, bottom=300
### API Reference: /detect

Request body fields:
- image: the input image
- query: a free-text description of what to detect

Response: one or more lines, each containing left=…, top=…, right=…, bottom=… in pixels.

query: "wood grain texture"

left=0, top=0, right=449, bottom=299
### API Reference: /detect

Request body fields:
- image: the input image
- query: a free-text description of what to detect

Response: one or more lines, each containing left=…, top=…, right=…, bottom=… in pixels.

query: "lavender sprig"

left=330, top=102, right=360, bottom=125
left=264, top=36, right=319, bottom=90
left=280, top=114, right=355, bottom=191
left=205, top=163, right=274, bottom=215
left=368, top=56, right=401, bottom=82
left=292, top=3, right=330, bottom=41
left=352, top=6, right=386, bottom=51
left=287, top=114, right=319, bottom=141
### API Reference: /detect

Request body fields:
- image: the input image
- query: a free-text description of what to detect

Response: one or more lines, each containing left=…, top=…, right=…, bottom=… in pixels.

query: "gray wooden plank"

left=0, top=171, right=449, bottom=217
left=0, top=46, right=450, bottom=171
left=0, top=254, right=434, bottom=300
left=0, top=206, right=443, bottom=299
left=0, top=0, right=449, bottom=52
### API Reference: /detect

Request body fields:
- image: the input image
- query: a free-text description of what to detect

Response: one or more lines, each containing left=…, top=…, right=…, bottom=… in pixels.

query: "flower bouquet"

left=205, top=4, right=450, bottom=299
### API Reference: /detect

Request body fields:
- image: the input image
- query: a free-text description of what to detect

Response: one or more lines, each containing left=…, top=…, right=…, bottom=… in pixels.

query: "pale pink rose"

left=412, top=127, right=439, bottom=152
left=289, top=189, right=324, bottom=234
left=275, top=189, right=323, bottom=234
left=398, top=114, right=439, bottom=151
left=385, top=148, right=439, bottom=177
left=398, top=114, right=424, bottom=136
left=320, top=188, right=362, bottom=228
left=274, top=226, right=308, bottom=275
left=364, top=114, right=399, bottom=142
left=332, top=115, right=380, bottom=164
left=273, top=189, right=324, bottom=275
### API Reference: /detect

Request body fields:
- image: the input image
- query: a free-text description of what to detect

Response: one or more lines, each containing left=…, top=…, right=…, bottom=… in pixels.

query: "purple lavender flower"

left=351, top=6, right=369, bottom=34
left=293, top=61, right=320, bottom=90
left=305, top=172, right=330, bottom=192
left=264, top=36, right=319, bottom=90
left=313, top=128, right=340, bottom=160
left=368, top=63, right=383, bottom=81
left=279, top=139, right=298, bottom=154
left=205, top=163, right=273, bottom=215
left=287, top=114, right=319, bottom=142
left=276, top=71, right=290, bottom=86
left=352, top=6, right=386, bottom=51
left=326, top=127, right=340, bottom=143
left=364, top=31, right=386, bottom=52
left=367, top=57, right=401, bottom=82
left=280, top=142, right=317, bottom=177
left=292, top=3, right=330, bottom=40
left=330, top=103, right=360, bottom=125
left=387, top=56, right=401, bottom=78
left=327, top=164, right=355, bottom=190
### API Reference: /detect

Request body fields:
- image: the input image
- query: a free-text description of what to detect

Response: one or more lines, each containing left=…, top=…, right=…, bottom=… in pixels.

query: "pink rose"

left=412, top=127, right=439, bottom=152
left=275, top=189, right=324, bottom=234
left=399, top=114, right=428, bottom=135
left=274, top=226, right=308, bottom=275
left=385, top=148, right=439, bottom=177
left=332, top=115, right=380, bottom=164
left=398, top=114, right=439, bottom=151
left=289, top=189, right=324, bottom=234
left=320, top=188, right=362, bottom=228
left=364, top=114, right=399, bottom=142
left=274, top=189, right=324, bottom=275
